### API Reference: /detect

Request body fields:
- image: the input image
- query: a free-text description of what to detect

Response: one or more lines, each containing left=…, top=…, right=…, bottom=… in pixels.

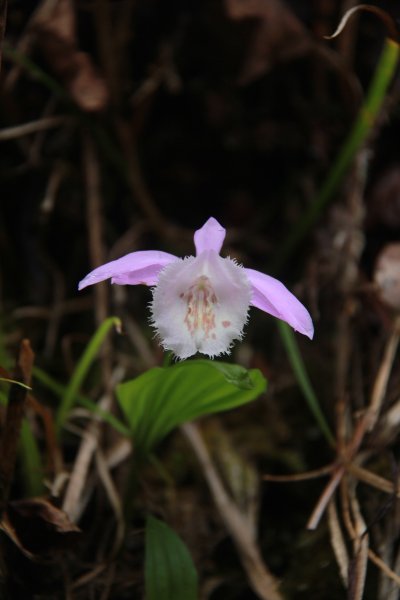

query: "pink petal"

left=78, top=250, right=178, bottom=290
left=194, top=217, right=226, bottom=255
left=245, top=268, right=314, bottom=339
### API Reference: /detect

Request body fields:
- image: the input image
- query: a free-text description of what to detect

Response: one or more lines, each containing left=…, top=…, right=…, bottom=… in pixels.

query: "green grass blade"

left=55, top=316, right=121, bottom=436
left=34, top=365, right=130, bottom=437
left=278, top=321, right=335, bottom=446
left=276, top=38, right=400, bottom=268
left=0, top=321, right=43, bottom=496
left=19, top=419, right=45, bottom=497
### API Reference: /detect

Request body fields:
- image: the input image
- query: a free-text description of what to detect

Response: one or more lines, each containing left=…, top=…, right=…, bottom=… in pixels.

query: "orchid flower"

left=79, top=217, right=313, bottom=359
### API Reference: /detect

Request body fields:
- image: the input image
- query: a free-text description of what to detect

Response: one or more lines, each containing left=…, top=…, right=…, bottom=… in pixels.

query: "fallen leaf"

left=224, top=0, right=311, bottom=84
left=1, top=497, right=80, bottom=560
left=33, top=0, right=109, bottom=111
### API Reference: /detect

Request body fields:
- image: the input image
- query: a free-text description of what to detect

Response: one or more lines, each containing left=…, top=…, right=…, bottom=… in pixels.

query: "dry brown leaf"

left=33, top=0, right=109, bottom=112
left=0, top=497, right=80, bottom=560
left=224, top=0, right=311, bottom=84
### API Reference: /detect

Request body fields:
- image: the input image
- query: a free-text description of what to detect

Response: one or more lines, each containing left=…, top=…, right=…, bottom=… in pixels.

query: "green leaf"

left=208, top=361, right=254, bottom=389
left=117, top=359, right=266, bottom=455
left=145, top=515, right=198, bottom=600
left=19, top=419, right=45, bottom=497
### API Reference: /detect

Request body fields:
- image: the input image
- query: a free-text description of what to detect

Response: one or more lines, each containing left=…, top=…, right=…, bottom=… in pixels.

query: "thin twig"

left=307, top=466, right=345, bottom=530
left=368, top=548, right=400, bottom=588
left=346, top=463, right=400, bottom=497
left=0, top=115, right=67, bottom=141
left=95, top=449, right=125, bottom=555
left=62, top=367, right=124, bottom=521
left=263, top=464, right=334, bottom=482
left=348, top=486, right=369, bottom=600
left=327, top=499, right=349, bottom=586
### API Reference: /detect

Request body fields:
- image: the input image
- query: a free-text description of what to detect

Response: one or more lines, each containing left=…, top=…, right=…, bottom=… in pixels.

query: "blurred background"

left=1, top=1, right=400, bottom=598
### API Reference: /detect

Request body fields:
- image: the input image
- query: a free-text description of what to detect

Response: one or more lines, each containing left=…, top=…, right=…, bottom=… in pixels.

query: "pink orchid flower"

left=79, top=217, right=313, bottom=359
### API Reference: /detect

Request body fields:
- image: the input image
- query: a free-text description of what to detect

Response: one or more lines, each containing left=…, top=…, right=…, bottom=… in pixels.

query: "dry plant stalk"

left=62, top=135, right=116, bottom=523
left=182, top=422, right=283, bottom=600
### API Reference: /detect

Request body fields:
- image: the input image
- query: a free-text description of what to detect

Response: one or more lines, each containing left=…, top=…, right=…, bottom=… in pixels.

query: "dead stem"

left=366, top=315, right=400, bottom=432
left=348, top=485, right=369, bottom=600
left=328, top=499, right=349, bottom=586
left=346, top=463, right=400, bottom=497
left=182, top=421, right=283, bottom=600
left=62, top=136, right=117, bottom=523
left=368, top=548, right=400, bottom=588
left=263, top=463, right=334, bottom=481
left=307, top=466, right=345, bottom=530
left=95, top=448, right=125, bottom=556
left=308, top=315, right=400, bottom=532
left=62, top=368, right=124, bottom=522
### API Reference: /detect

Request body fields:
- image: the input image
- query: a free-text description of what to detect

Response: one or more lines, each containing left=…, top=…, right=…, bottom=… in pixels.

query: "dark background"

left=1, top=1, right=400, bottom=598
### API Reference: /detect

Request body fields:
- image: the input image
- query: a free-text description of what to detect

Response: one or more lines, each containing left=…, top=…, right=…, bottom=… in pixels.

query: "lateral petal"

left=78, top=250, right=178, bottom=290
left=245, top=268, right=314, bottom=339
